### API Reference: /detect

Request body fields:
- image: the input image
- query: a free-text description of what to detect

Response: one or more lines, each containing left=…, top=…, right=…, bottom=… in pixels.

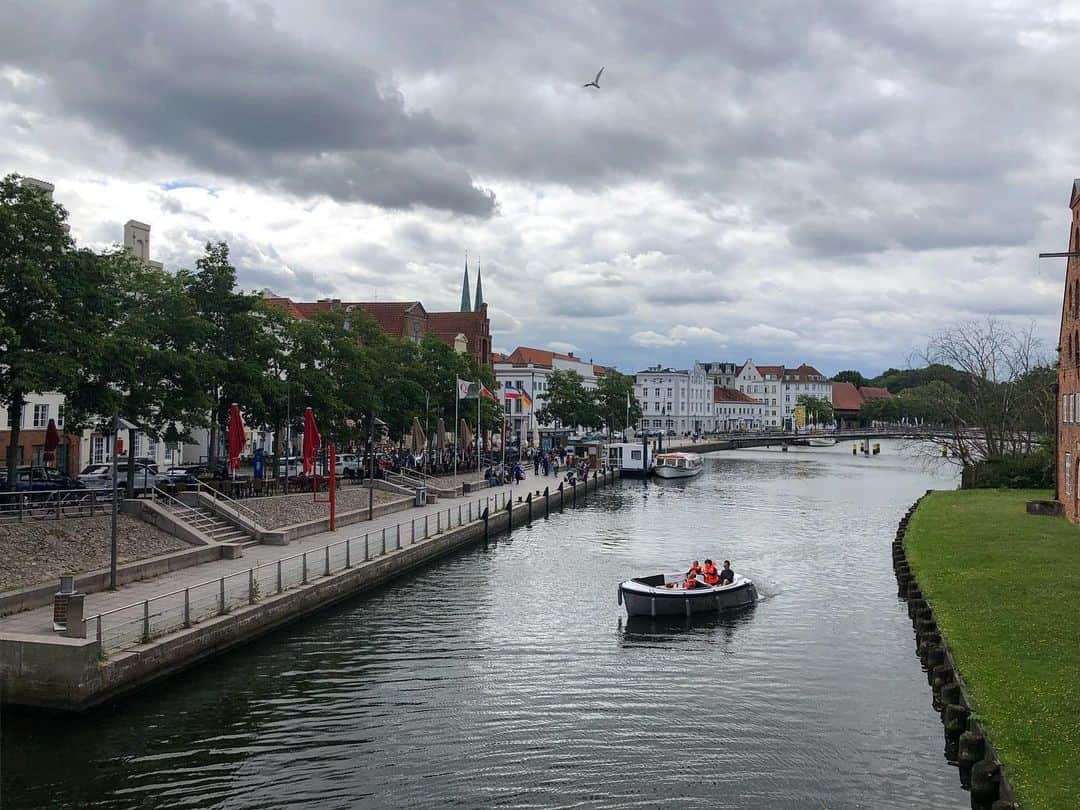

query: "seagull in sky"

left=583, top=67, right=604, bottom=89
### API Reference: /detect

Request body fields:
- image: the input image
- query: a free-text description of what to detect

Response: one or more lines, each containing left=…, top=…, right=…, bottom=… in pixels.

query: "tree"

left=537, top=370, right=599, bottom=431
left=796, top=394, right=833, bottom=426
left=0, top=175, right=113, bottom=487
left=914, top=317, right=1052, bottom=467
left=832, top=370, right=867, bottom=387
left=595, top=371, right=641, bottom=434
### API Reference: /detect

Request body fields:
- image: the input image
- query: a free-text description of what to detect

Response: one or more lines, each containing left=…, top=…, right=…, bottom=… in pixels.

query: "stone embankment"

left=0, top=469, right=619, bottom=712
left=243, top=487, right=403, bottom=529
left=893, top=494, right=1019, bottom=810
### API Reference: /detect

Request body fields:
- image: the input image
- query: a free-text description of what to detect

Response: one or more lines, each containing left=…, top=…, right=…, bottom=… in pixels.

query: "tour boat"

left=653, top=452, right=704, bottom=479
left=618, top=572, right=758, bottom=617
left=807, top=437, right=837, bottom=447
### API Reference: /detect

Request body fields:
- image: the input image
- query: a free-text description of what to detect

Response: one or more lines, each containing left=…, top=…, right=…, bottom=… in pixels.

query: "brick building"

left=1057, top=180, right=1080, bottom=521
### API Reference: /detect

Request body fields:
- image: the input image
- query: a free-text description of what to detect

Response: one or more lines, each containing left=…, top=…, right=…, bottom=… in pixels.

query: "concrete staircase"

left=168, top=502, right=256, bottom=546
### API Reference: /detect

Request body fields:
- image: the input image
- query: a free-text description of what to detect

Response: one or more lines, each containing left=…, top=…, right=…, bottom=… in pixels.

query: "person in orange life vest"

left=684, top=571, right=701, bottom=589
left=702, top=559, right=720, bottom=586
left=687, top=560, right=702, bottom=578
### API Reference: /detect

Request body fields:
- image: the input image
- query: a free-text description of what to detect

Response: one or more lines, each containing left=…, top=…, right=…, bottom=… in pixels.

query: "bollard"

left=527, top=491, right=533, bottom=523
left=364, top=532, right=369, bottom=561
left=483, top=507, right=490, bottom=542
left=558, top=482, right=564, bottom=512
left=958, top=729, right=986, bottom=788
left=924, top=645, right=946, bottom=672
left=346, top=538, right=352, bottom=568
left=302, top=553, right=308, bottom=584
left=572, top=480, right=577, bottom=506
left=917, top=632, right=941, bottom=660
left=381, top=527, right=387, bottom=555
left=970, top=759, right=1002, bottom=806
left=425, top=515, right=429, bottom=539
left=931, top=664, right=954, bottom=704
left=219, top=577, right=226, bottom=613
left=907, top=594, right=925, bottom=618
left=944, top=704, right=971, bottom=739
left=277, top=560, right=283, bottom=593
left=249, top=568, right=256, bottom=603
left=325, top=546, right=331, bottom=576
left=505, top=500, right=512, bottom=532
left=939, top=682, right=963, bottom=715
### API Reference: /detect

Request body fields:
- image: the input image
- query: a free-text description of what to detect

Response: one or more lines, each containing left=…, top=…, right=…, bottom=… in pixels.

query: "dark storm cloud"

left=0, top=0, right=495, bottom=215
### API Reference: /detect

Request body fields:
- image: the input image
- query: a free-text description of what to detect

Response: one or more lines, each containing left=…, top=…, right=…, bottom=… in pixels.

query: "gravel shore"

left=243, top=487, right=408, bottom=529
left=0, top=515, right=190, bottom=593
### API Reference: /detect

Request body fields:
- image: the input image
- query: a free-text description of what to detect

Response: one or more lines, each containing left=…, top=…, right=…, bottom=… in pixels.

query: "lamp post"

left=109, top=410, right=119, bottom=590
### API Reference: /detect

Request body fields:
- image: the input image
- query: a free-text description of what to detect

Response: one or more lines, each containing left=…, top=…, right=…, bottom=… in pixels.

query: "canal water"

left=4, top=441, right=964, bottom=809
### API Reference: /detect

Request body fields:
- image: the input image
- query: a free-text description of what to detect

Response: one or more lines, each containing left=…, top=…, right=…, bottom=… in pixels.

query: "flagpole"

left=454, top=383, right=459, bottom=479
left=477, top=390, right=481, bottom=473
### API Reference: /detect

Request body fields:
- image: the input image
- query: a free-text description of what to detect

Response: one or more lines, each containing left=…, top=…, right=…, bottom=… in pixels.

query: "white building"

left=780, top=364, right=832, bottom=428
left=493, top=347, right=606, bottom=442
left=634, top=363, right=711, bottom=435
left=712, top=387, right=765, bottom=432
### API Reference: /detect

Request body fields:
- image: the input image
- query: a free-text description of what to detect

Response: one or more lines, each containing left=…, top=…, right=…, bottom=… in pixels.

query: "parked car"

left=334, top=453, right=361, bottom=478
left=161, top=467, right=204, bottom=491
left=78, top=462, right=165, bottom=494
left=0, top=466, right=84, bottom=493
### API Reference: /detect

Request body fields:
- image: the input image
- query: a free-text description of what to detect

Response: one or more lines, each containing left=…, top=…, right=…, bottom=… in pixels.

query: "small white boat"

left=653, top=452, right=703, bottom=479
left=618, top=572, right=758, bottom=617
left=807, top=437, right=837, bottom=447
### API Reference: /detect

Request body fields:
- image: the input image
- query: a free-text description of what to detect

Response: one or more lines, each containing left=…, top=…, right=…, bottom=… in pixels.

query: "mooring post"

left=483, top=507, right=490, bottom=541
left=276, top=560, right=283, bottom=593
left=325, top=546, right=330, bottom=577
left=346, top=538, right=352, bottom=568
left=302, top=553, right=308, bottom=584
left=558, top=482, right=564, bottom=512
left=506, top=499, right=513, bottom=533
left=381, top=527, right=387, bottom=555
left=527, top=491, right=532, bottom=523
left=572, top=480, right=577, bottom=507
left=249, top=567, right=255, bottom=603
left=544, top=486, right=550, bottom=518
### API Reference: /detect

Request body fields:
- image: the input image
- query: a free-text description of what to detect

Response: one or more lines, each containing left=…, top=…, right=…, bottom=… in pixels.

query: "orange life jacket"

left=688, top=564, right=701, bottom=577
left=703, top=564, right=720, bottom=586
left=684, top=576, right=700, bottom=589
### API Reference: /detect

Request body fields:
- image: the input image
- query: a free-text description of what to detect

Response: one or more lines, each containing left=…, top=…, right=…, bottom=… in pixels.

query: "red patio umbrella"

left=227, top=403, right=246, bottom=476
left=43, top=418, right=60, bottom=464
left=302, top=407, right=320, bottom=476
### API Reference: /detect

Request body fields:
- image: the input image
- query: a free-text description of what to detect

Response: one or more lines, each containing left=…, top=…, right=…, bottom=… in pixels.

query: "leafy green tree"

left=832, top=370, right=867, bottom=387
left=595, top=371, right=641, bottom=433
left=0, top=175, right=114, bottom=487
left=796, top=394, right=834, bottom=426
left=537, top=370, right=599, bottom=431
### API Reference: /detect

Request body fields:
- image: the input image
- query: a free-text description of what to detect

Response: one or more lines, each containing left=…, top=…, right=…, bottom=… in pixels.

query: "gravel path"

left=0, top=515, right=190, bottom=593
left=243, top=487, right=408, bottom=529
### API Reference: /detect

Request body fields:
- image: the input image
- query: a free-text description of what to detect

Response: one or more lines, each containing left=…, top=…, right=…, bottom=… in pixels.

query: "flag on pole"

left=520, top=387, right=533, bottom=409
left=502, top=383, right=521, bottom=400
left=479, top=384, right=496, bottom=401
left=457, top=378, right=475, bottom=399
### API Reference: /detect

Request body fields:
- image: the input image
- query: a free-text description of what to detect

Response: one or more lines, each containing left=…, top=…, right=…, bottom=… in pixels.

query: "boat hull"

left=619, top=576, right=758, bottom=617
left=653, top=465, right=703, bottom=479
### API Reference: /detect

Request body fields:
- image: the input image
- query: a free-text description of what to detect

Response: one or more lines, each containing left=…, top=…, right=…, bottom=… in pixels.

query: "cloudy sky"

left=2, top=0, right=1078, bottom=375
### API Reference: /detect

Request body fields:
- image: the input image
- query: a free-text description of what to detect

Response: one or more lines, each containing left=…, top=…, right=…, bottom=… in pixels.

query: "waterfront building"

left=264, top=260, right=491, bottom=366
left=780, top=364, right=831, bottom=429
left=712, top=387, right=765, bottom=431
left=831, top=382, right=894, bottom=428
left=701, top=361, right=741, bottom=389
left=1057, top=179, right=1080, bottom=522
left=634, top=363, right=710, bottom=435
left=494, top=347, right=606, bottom=442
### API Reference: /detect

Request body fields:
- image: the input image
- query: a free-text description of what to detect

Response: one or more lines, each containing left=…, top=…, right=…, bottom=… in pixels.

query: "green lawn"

left=905, top=490, right=1080, bottom=810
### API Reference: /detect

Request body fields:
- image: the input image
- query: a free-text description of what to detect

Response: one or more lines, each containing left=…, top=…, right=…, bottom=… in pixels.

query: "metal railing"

left=0, top=487, right=116, bottom=524
left=151, top=487, right=213, bottom=525
left=85, top=488, right=519, bottom=655
left=193, top=481, right=261, bottom=522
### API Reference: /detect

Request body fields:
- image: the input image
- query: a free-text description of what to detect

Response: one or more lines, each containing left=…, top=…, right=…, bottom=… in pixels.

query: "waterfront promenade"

left=0, top=468, right=617, bottom=711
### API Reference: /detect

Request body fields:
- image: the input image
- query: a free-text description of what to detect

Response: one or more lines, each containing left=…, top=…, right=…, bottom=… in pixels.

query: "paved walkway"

left=0, top=479, right=542, bottom=639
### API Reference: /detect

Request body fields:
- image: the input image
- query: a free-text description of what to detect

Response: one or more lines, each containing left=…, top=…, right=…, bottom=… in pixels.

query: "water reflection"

left=619, top=604, right=757, bottom=646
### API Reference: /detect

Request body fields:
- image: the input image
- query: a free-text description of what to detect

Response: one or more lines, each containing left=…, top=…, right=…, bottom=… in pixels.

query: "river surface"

left=3, top=440, right=964, bottom=809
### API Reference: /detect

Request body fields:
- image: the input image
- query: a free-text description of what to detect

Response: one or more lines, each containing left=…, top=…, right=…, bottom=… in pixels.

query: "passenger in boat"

left=687, top=560, right=702, bottom=578
left=702, top=559, right=720, bottom=586
left=718, top=560, right=734, bottom=586
left=684, top=572, right=701, bottom=589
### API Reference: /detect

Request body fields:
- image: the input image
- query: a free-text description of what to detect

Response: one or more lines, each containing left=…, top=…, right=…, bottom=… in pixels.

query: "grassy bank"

left=905, top=490, right=1080, bottom=809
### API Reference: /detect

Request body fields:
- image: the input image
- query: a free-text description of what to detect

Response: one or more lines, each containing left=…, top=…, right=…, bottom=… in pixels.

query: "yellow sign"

left=794, top=404, right=807, bottom=428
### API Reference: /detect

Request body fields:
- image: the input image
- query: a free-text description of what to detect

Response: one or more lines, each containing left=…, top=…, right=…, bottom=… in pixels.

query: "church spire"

left=460, top=253, right=472, bottom=312
left=474, top=259, right=484, bottom=310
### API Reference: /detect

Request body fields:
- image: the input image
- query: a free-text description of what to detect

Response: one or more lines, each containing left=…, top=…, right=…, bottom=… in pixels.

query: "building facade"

left=494, top=347, right=605, bottom=442
left=634, top=363, right=711, bottom=434
left=1058, top=179, right=1080, bottom=522
left=712, top=387, right=765, bottom=431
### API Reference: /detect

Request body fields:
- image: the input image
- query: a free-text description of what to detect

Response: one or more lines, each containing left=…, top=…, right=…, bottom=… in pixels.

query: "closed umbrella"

left=227, top=404, right=245, bottom=477
left=42, top=418, right=61, bottom=464
left=436, top=418, right=446, bottom=455
left=460, top=419, right=473, bottom=449
left=302, top=407, right=320, bottom=476
left=410, top=417, right=427, bottom=455
left=532, top=421, right=540, bottom=450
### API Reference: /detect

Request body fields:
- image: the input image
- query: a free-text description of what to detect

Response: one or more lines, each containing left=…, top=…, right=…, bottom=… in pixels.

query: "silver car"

left=78, top=462, right=165, bottom=494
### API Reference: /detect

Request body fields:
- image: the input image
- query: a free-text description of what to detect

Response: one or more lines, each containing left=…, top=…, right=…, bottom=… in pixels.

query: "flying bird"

left=583, top=67, right=604, bottom=89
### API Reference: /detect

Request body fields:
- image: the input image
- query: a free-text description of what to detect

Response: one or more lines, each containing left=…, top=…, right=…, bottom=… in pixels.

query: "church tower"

left=474, top=261, right=484, bottom=310
left=460, top=255, right=472, bottom=312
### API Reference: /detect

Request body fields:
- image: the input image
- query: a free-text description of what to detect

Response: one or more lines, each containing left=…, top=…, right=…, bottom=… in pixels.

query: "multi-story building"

left=701, top=362, right=741, bottom=389
left=1058, top=179, right=1080, bottom=521
left=780, top=363, right=832, bottom=428
left=265, top=260, right=492, bottom=367
left=634, top=363, right=711, bottom=435
left=712, top=387, right=765, bottom=432
left=494, top=347, right=606, bottom=442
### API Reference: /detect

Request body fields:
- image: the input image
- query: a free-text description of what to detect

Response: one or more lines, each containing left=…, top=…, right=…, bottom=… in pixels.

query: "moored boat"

left=807, top=437, right=837, bottom=447
left=653, top=452, right=704, bottom=479
left=618, top=572, right=758, bottom=617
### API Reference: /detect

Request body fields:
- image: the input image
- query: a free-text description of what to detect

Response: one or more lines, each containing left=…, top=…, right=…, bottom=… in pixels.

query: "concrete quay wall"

left=1, top=470, right=618, bottom=712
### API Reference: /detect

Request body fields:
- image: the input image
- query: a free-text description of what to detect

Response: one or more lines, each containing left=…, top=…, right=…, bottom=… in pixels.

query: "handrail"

left=194, top=481, right=260, bottom=522
left=0, top=487, right=113, bottom=522
left=152, top=486, right=206, bottom=518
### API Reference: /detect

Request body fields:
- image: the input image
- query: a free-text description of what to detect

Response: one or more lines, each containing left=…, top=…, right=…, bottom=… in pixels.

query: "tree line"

left=0, top=173, right=496, bottom=493
left=534, top=369, right=642, bottom=435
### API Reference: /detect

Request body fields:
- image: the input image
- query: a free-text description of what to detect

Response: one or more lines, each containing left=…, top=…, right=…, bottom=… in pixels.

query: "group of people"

left=484, top=461, right=525, bottom=485
left=683, top=559, right=734, bottom=590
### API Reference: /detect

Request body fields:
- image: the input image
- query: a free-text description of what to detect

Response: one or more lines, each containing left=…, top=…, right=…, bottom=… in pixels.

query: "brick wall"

left=1058, top=197, right=1080, bottom=522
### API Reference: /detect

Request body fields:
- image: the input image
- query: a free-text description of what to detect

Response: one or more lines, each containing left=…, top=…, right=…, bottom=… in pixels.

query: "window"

left=57, top=405, right=64, bottom=427
left=1064, top=395, right=1068, bottom=423
left=92, top=435, right=106, bottom=465
left=32, top=404, right=49, bottom=428
left=1067, top=452, right=1073, bottom=496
